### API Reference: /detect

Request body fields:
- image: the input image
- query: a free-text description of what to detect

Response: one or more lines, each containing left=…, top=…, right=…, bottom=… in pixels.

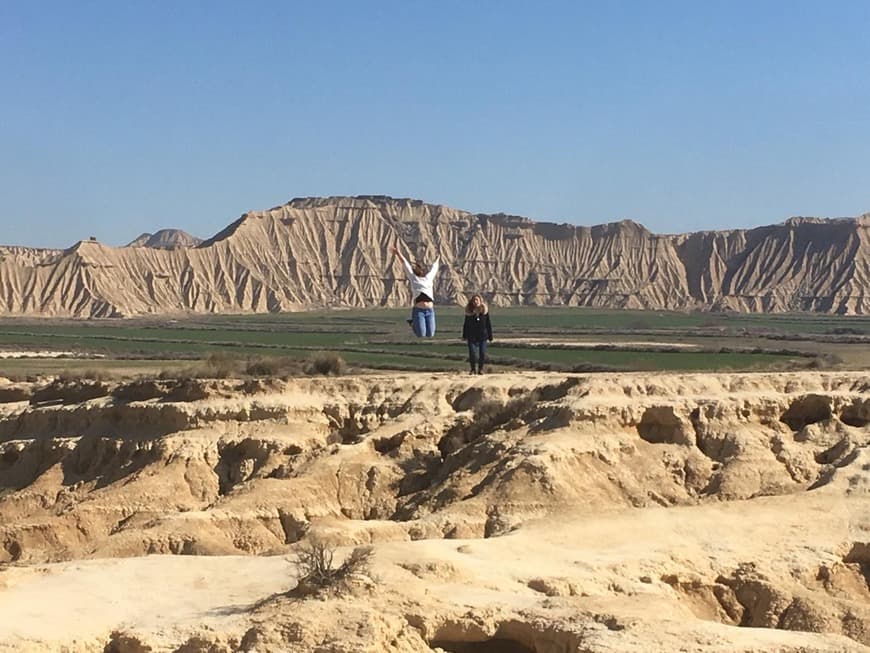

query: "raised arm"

left=390, top=246, right=415, bottom=278
left=424, top=256, right=440, bottom=281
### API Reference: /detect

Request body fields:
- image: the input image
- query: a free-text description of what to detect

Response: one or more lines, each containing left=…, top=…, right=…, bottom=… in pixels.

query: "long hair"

left=465, top=294, right=488, bottom=315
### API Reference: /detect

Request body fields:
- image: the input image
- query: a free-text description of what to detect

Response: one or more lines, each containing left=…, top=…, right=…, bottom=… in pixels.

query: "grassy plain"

left=0, top=307, right=868, bottom=378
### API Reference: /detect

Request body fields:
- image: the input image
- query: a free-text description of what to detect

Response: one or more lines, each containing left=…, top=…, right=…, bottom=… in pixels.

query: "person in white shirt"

left=390, top=245, right=440, bottom=337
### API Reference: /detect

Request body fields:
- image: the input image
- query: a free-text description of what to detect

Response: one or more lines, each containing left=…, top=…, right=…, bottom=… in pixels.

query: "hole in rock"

left=844, top=542, right=870, bottom=591
left=430, top=639, right=536, bottom=653
left=813, top=438, right=850, bottom=465
left=1, top=448, right=19, bottom=465
left=840, top=400, right=870, bottom=428
left=213, top=438, right=273, bottom=495
left=780, top=394, right=832, bottom=431
left=451, top=387, right=486, bottom=412
left=637, top=406, right=691, bottom=445
left=536, top=377, right=581, bottom=401
left=373, top=432, right=405, bottom=455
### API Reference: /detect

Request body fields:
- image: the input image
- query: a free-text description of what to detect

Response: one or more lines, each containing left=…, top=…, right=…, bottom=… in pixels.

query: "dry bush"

left=305, top=353, right=346, bottom=376
left=244, top=356, right=306, bottom=378
left=103, top=630, right=153, bottom=653
left=159, top=366, right=198, bottom=382
left=203, top=351, right=240, bottom=378
left=157, top=368, right=178, bottom=380
left=292, top=539, right=373, bottom=597
left=57, top=367, right=109, bottom=382
left=158, top=352, right=242, bottom=381
left=161, top=353, right=327, bottom=381
left=802, top=354, right=843, bottom=370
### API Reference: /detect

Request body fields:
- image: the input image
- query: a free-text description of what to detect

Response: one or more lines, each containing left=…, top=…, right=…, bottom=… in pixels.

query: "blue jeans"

left=411, top=307, right=436, bottom=337
left=467, top=339, right=487, bottom=370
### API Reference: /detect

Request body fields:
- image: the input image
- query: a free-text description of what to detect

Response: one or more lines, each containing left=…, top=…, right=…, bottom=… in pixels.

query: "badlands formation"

left=0, top=369, right=868, bottom=652
left=0, top=195, right=868, bottom=316
left=125, top=229, right=203, bottom=250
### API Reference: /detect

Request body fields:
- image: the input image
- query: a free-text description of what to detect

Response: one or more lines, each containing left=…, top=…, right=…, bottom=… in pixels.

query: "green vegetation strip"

left=1, top=305, right=864, bottom=374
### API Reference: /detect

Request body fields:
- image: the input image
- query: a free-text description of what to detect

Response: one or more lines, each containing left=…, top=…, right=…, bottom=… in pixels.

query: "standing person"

left=390, top=245, right=440, bottom=338
left=462, top=294, right=493, bottom=374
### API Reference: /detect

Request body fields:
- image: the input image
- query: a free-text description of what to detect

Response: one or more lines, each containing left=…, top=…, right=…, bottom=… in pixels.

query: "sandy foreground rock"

left=0, top=370, right=868, bottom=652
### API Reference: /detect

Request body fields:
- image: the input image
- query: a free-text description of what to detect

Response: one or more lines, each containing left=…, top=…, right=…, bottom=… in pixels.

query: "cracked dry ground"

left=0, top=370, right=868, bottom=652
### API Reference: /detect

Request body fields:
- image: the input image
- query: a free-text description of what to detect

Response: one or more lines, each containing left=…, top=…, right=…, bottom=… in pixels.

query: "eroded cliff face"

left=0, top=196, right=867, bottom=317
left=0, top=246, right=62, bottom=267
left=0, top=371, right=868, bottom=652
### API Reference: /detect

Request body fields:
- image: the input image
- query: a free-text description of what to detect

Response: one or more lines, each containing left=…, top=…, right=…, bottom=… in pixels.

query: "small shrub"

left=291, top=538, right=373, bottom=597
left=103, top=630, right=152, bottom=653
left=803, top=354, right=843, bottom=370
left=828, top=327, right=865, bottom=336
left=204, top=352, right=239, bottom=379
left=305, top=353, right=345, bottom=376
left=157, top=368, right=177, bottom=380
left=57, top=368, right=109, bottom=382
left=245, top=357, right=281, bottom=376
left=245, top=356, right=306, bottom=378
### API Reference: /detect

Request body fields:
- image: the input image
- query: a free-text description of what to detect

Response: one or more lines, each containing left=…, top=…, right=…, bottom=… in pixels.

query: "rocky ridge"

left=126, top=229, right=203, bottom=249
left=0, top=245, right=62, bottom=267
left=0, top=196, right=867, bottom=316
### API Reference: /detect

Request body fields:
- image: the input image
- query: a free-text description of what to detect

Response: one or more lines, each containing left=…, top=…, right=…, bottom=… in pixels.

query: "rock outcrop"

left=0, top=370, right=868, bottom=651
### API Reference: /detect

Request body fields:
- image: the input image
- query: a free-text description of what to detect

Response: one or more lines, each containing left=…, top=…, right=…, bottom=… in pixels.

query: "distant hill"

left=126, top=229, right=202, bottom=249
left=0, top=196, right=867, bottom=317
left=0, top=245, right=63, bottom=267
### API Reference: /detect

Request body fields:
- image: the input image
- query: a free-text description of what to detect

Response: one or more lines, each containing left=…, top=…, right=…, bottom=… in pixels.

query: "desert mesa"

left=0, top=195, right=868, bottom=317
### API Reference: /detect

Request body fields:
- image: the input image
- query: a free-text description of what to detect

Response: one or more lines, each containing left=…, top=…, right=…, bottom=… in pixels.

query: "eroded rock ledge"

left=0, top=370, right=867, bottom=652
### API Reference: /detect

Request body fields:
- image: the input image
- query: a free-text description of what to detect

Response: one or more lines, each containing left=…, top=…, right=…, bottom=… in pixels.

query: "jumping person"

left=391, top=245, right=440, bottom=338
left=462, top=294, right=493, bottom=374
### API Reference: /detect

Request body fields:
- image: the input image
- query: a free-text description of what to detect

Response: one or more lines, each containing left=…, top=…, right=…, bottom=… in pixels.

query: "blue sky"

left=1, top=1, right=868, bottom=248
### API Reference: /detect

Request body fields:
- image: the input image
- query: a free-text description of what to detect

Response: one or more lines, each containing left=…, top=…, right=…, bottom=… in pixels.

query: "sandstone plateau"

left=0, top=369, right=868, bottom=652
left=0, top=196, right=867, bottom=317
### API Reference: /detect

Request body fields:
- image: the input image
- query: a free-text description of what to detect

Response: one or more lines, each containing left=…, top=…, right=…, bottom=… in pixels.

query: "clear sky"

left=1, top=1, right=869, bottom=248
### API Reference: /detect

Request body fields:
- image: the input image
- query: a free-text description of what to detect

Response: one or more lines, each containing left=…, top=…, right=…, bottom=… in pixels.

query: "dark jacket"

left=462, top=310, right=492, bottom=342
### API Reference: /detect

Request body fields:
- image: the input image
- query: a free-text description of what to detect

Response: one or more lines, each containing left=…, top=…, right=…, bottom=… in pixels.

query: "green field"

left=0, top=307, right=867, bottom=378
